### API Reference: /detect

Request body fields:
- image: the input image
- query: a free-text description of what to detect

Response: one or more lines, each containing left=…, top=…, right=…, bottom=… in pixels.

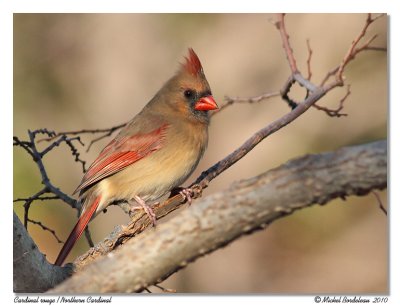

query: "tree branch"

left=51, top=140, right=387, bottom=293
left=13, top=13, right=387, bottom=293
left=275, top=13, right=299, bottom=73
left=211, top=91, right=280, bottom=117
left=13, top=212, right=72, bottom=293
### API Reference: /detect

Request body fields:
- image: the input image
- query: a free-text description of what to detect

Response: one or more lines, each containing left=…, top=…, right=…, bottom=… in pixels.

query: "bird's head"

left=154, top=48, right=218, bottom=124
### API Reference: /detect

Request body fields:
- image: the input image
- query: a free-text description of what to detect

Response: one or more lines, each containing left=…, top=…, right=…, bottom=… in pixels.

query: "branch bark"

left=50, top=139, right=387, bottom=293
left=13, top=212, right=72, bottom=292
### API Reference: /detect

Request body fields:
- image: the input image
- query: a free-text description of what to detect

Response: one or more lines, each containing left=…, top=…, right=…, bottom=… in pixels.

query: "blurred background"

left=13, top=14, right=387, bottom=293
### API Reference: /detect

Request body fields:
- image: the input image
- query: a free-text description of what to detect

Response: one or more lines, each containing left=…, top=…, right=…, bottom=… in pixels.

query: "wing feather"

left=74, top=124, right=169, bottom=194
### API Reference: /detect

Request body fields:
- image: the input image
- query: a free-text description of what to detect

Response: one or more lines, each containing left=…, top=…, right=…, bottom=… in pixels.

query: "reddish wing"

left=74, top=124, right=169, bottom=194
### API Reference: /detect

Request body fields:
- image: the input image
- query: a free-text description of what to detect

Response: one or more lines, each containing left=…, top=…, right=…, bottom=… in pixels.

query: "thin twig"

left=13, top=136, right=35, bottom=159
left=86, top=132, right=116, bottom=153
left=22, top=188, right=48, bottom=228
left=372, top=191, right=387, bottom=216
left=312, top=85, right=351, bottom=117
left=14, top=195, right=59, bottom=203
left=38, top=122, right=127, bottom=153
left=364, top=46, right=387, bottom=52
left=38, top=123, right=127, bottom=143
left=84, top=226, right=95, bottom=248
left=306, top=39, right=313, bottom=80
left=154, top=284, right=177, bottom=293
left=27, top=218, right=64, bottom=244
left=320, top=66, right=339, bottom=87
left=211, top=91, right=280, bottom=117
left=275, top=13, right=298, bottom=73
left=27, top=130, right=78, bottom=208
left=336, top=14, right=385, bottom=83
left=321, top=14, right=385, bottom=87
left=14, top=129, right=83, bottom=238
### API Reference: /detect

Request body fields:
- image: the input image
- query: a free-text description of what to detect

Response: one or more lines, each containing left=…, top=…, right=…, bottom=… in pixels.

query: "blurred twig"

left=306, top=39, right=313, bottom=80
left=211, top=91, right=280, bottom=117
left=14, top=129, right=96, bottom=246
left=312, top=85, right=350, bottom=117
left=275, top=13, right=299, bottom=73
left=275, top=13, right=384, bottom=117
left=27, top=218, right=64, bottom=244
left=39, top=122, right=128, bottom=153
left=372, top=191, right=387, bottom=216
left=336, top=13, right=384, bottom=83
left=14, top=130, right=80, bottom=227
left=321, top=13, right=385, bottom=86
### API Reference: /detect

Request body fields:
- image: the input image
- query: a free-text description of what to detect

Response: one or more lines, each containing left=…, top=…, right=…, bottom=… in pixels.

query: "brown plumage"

left=54, top=48, right=218, bottom=266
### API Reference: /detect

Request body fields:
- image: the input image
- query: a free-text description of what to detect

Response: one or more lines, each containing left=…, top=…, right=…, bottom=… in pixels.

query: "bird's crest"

left=182, top=48, right=203, bottom=76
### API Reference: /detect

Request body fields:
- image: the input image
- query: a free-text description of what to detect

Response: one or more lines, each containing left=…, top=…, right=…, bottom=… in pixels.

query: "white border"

left=3, top=1, right=398, bottom=305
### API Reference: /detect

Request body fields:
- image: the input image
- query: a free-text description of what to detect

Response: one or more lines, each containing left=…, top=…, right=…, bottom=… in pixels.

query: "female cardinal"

left=55, top=48, right=218, bottom=266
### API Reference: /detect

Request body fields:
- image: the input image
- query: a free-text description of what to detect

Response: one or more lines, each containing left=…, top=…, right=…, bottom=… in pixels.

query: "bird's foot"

left=128, top=196, right=157, bottom=227
left=176, top=184, right=203, bottom=205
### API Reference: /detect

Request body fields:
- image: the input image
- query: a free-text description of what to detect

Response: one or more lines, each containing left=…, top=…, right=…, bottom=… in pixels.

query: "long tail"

left=54, top=196, right=101, bottom=266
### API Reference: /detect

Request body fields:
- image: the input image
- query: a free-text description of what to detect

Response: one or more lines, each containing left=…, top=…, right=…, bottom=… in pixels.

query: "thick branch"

left=13, top=212, right=72, bottom=292
left=51, top=140, right=387, bottom=293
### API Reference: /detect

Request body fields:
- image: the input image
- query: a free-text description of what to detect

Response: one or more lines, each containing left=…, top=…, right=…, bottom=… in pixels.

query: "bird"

left=54, top=48, right=218, bottom=266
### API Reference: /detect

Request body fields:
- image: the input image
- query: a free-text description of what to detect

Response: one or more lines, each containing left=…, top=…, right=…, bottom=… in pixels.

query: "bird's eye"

left=184, top=89, right=195, bottom=99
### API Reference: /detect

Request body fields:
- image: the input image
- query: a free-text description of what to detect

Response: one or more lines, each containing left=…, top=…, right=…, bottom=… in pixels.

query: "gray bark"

left=49, top=139, right=387, bottom=293
left=13, top=212, right=72, bottom=292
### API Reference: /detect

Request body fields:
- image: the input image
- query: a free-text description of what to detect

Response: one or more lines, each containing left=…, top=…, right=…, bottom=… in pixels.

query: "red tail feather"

left=54, top=196, right=101, bottom=266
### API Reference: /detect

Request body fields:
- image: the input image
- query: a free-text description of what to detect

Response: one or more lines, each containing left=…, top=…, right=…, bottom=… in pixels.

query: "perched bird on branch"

left=55, top=48, right=218, bottom=266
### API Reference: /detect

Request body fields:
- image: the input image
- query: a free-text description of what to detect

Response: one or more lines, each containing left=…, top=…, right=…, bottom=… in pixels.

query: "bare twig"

left=21, top=188, right=48, bottom=228
left=86, top=132, right=117, bottom=153
left=38, top=122, right=128, bottom=154
left=211, top=91, right=280, bottom=117
left=84, top=227, right=95, bottom=248
left=275, top=13, right=298, bottom=73
left=27, top=218, right=64, bottom=244
left=312, top=85, right=351, bottom=117
left=14, top=196, right=60, bottom=203
left=39, top=123, right=127, bottom=143
left=277, top=13, right=383, bottom=119
left=28, top=130, right=78, bottom=208
left=320, top=14, right=386, bottom=87
left=372, top=191, right=387, bottom=216
left=306, top=39, right=313, bottom=80
left=364, top=46, right=387, bottom=52
left=154, top=284, right=177, bottom=293
left=320, top=66, right=339, bottom=87
left=14, top=130, right=81, bottom=233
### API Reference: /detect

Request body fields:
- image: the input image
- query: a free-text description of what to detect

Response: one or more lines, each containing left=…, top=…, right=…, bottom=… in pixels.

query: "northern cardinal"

left=55, top=48, right=218, bottom=266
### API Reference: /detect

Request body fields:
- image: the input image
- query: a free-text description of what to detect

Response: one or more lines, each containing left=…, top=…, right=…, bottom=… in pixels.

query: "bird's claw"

left=178, top=184, right=203, bottom=205
left=128, top=196, right=157, bottom=227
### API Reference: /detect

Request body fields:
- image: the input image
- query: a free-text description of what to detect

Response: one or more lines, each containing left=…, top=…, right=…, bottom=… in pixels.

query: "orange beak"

left=194, top=95, right=218, bottom=111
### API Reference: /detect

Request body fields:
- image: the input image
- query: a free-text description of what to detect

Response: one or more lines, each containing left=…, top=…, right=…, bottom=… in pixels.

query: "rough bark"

left=13, top=212, right=73, bottom=292
left=50, top=139, right=387, bottom=293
